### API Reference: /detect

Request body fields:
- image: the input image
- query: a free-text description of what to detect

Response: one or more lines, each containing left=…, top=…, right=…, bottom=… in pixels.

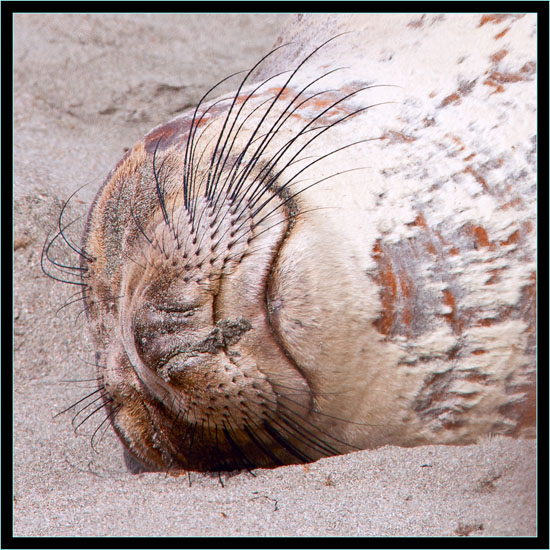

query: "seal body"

left=77, top=14, right=536, bottom=471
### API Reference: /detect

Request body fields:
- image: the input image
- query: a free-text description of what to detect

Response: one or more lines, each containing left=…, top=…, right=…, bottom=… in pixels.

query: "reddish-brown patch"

left=499, top=197, right=523, bottom=210
left=440, top=80, right=477, bottom=109
left=341, top=84, right=360, bottom=96
left=409, top=213, right=427, bottom=227
left=472, top=349, right=487, bottom=356
left=507, top=378, right=536, bottom=436
left=408, top=15, right=426, bottom=28
left=479, top=14, right=525, bottom=41
left=383, top=130, right=417, bottom=144
left=464, top=153, right=477, bottom=162
left=276, top=87, right=358, bottom=124
left=399, top=270, right=413, bottom=299
left=485, top=268, right=501, bottom=285
left=500, top=230, right=520, bottom=246
left=443, top=289, right=455, bottom=312
left=309, top=94, right=347, bottom=113
left=425, top=241, right=437, bottom=255
left=234, top=94, right=256, bottom=106
left=399, top=270, right=414, bottom=330
left=264, top=87, right=295, bottom=102
left=464, top=372, right=490, bottom=384
left=143, top=118, right=184, bottom=153
left=472, top=225, right=491, bottom=248
left=372, top=240, right=382, bottom=257
left=417, top=372, right=450, bottom=405
left=479, top=14, right=522, bottom=27
left=499, top=221, right=533, bottom=246
left=449, top=246, right=460, bottom=256
left=442, top=289, right=462, bottom=334
left=288, top=113, right=306, bottom=123
left=407, top=213, right=438, bottom=254
left=486, top=80, right=507, bottom=95
left=372, top=241, right=398, bottom=336
left=474, top=304, right=516, bottom=328
left=447, top=346, right=460, bottom=361
left=522, top=220, right=534, bottom=234
left=440, top=93, right=461, bottom=108
left=464, top=165, right=489, bottom=191
left=484, top=62, right=536, bottom=93
left=371, top=240, right=419, bottom=337
left=490, top=49, right=508, bottom=63
left=494, top=27, right=510, bottom=39
left=520, top=271, right=536, bottom=334
left=488, top=65, right=535, bottom=84
left=447, top=134, right=466, bottom=152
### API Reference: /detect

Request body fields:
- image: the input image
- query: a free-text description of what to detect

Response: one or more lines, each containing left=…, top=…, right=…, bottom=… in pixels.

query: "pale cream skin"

left=79, top=14, right=536, bottom=472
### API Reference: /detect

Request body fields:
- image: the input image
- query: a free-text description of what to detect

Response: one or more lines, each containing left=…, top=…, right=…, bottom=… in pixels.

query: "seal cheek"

left=267, top=242, right=321, bottom=368
left=100, top=342, right=169, bottom=471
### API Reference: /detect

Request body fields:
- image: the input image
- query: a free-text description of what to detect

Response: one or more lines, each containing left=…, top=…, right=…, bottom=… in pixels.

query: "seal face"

left=44, top=15, right=536, bottom=472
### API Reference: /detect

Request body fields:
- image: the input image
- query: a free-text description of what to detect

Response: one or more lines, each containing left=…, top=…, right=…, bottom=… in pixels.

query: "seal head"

left=81, top=60, right=367, bottom=470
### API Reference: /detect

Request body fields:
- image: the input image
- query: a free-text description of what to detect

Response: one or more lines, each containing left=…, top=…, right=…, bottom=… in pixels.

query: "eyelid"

left=154, top=303, right=198, bottom=315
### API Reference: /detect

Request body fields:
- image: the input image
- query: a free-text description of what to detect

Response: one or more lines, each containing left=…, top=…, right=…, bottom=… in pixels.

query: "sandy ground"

left=13, top=13, right=537, bottom=539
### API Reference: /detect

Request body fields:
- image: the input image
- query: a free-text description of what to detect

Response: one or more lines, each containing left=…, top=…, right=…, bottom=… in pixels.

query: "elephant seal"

left=44, top=13, right=536, bottom=472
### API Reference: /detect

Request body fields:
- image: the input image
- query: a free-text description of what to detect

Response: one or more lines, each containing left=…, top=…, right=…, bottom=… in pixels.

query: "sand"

left=13, top=13, right=537, bottom=539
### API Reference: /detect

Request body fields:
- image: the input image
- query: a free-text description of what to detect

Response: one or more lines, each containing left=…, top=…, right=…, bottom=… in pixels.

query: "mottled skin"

left=81, top=14, right=536, bottom=472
